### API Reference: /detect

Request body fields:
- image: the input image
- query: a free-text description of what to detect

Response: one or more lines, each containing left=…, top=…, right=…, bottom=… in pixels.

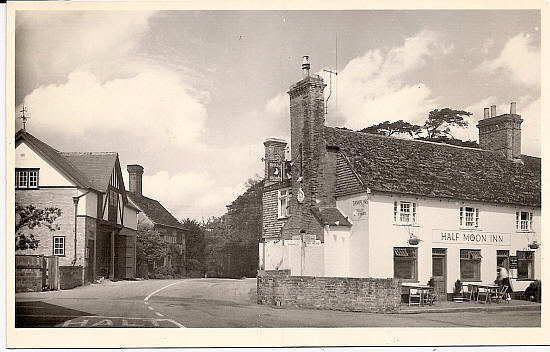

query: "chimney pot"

left=490, top=105, right=496, bottom=118
left=484, top=107, right=490, bottom=119
left=510, top=102, right=517, bottom=114
left=302, top=55, right=310, bottom=78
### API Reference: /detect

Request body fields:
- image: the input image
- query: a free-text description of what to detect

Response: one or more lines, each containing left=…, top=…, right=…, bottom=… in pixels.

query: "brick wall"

left=257, top=270, right=402, bottom=313
left=59, top=266, right=83, bottom=290
left=477, top=114, right=523, bottom=159
left=16, top=188, right=87, bottom=267
left=15, top=255, right=43, bottom=292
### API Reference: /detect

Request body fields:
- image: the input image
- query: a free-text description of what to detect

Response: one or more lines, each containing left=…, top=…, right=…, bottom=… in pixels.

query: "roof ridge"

left=60, top=151, right=118, bottom=155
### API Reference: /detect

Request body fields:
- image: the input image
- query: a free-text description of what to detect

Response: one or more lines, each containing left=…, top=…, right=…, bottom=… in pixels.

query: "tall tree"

left=423, top=108, right=472, bottom=140
left=15, top=203, right=62, bottom=251
left=182, top=218, right=206, bottom=272
left=359, top=120, right=422, bottom=137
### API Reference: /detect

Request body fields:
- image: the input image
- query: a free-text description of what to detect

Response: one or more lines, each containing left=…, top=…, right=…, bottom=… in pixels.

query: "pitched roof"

left=324, top=127, right=541, bottom=207
left=311, top=207, right=352, bottom=227
left=127, top=193, right=186, bottom=230
left=60, top=152, right=117, bottom=192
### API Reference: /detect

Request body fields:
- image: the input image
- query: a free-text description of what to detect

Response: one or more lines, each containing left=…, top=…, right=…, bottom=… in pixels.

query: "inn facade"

left=259, top=57, right=541, bottom=297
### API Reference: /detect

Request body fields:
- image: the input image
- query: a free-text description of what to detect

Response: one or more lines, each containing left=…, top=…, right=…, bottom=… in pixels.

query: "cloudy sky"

left=15, top=10, right=541, bottom=221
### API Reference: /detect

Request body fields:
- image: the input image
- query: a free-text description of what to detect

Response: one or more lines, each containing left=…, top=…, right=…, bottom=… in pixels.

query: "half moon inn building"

left=259, top=57, right=541, bottom=298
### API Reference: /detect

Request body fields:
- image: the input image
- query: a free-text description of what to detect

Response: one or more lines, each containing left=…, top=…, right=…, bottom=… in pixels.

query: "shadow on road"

left=16, top=301, right=95, bottom=328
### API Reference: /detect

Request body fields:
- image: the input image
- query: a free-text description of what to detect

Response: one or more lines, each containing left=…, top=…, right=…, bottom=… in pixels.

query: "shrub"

left=151, top=265, right=176, bottom=279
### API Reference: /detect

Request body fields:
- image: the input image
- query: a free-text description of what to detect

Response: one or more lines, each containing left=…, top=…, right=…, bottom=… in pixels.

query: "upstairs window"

left=16, top=169, right=39, bottom=189
left=393, top=201, right=417, bottom=224
left=516, top=211, right=533, bottom=231
left=460, top=207, right=479, bottom=228
left=109, top=189, right=118, bottom=207
left=278, top=188, right=291, bottom=219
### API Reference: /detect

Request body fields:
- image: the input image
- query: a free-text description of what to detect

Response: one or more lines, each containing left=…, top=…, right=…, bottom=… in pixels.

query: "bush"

left=150, top=265, right=176, bottom=279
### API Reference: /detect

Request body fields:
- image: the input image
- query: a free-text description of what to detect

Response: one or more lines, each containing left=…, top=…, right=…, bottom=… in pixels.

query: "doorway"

left=432, top=248, right=447, bottom=300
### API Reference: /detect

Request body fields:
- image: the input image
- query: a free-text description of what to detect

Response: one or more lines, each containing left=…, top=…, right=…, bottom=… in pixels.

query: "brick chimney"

left=127, top=164, right=144, bottom=196
left=281, top=56, right=327, bottom=241
left=477, top=102, right=523, bottom=160
left=263, top=138, right=287, bottom=185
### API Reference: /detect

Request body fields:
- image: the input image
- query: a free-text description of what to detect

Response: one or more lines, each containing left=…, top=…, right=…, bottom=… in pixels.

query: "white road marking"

left=144, top=280, right=185, bottom=302
left=144, top=301, right=149, bottom=305
left=155, top=312, right=164, bottom=317
left=148, top=306, right=154, bottom=311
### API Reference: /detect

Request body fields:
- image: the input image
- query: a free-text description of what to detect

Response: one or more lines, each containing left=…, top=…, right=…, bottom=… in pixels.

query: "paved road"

left=15, top=278, right=540, bottom=328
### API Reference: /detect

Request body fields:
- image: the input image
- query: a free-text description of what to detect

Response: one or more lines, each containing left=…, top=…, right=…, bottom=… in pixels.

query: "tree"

left=15, top=203, right=62, bottom=251
left=423, top=108, right=472, bottom=140
left=136, top=225, right=168, bottom=266
left=182, top=218, right=206, bottom=272
left=359, top=120, right=422, bottom=137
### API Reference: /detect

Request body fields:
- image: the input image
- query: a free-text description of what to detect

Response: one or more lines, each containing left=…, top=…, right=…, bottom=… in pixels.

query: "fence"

left=16, top=254, right=82, bottom=292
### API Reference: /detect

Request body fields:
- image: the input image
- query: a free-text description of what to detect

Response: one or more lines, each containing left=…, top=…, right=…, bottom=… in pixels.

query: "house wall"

left=262, top=189, right=287, bottom=239
left=16, top=142, right=75, bottom=186
left=336, top=191, right=541, bottom=293
left=123, top=204, right=137, bottom=230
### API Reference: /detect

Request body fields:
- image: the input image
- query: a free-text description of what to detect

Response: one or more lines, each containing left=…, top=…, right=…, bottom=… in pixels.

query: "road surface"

left=15, top=278, right=540, bottom=328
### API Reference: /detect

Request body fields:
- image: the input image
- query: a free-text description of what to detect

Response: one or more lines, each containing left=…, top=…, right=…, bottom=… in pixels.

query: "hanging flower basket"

left=528, top=241, right=539, bottom=249
left=408, top=236, right=420, bottom=245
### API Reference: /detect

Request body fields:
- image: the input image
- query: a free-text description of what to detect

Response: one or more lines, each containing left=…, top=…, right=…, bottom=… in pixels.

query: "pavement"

left=15, top=278, right=541, bottom=328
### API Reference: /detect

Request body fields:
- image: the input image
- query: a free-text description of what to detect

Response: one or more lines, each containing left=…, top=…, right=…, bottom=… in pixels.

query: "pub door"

left=432, top=248, right=447, bottom=301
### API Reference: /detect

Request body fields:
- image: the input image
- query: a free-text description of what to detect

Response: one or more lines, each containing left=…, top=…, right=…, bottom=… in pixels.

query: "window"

left=460, top=207, right=479, bottom=228
left=393, top=247, right=417, bottom=280
left=109, top=189, right=118, bottom=207
left=497, top=250, right=510, bottom=271
left=15, top=169, right=39, bottom=189
left=460, top=249, right=482, bottom=281
left=517, top=251, right=534, bottom=280
left=278, top=188, right=291, bottom=218
left=393, top=201, right=417, bottom=224
left=516, top=211, right=533, bottom=231
left=53, top=236, right=65, bottom=256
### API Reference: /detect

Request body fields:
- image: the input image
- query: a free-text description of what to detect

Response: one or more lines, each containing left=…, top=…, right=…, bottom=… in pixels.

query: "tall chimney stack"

left=477, top=103, right=523, bottom=160
left=127, top=164, right=144, bottom=196
left=490, top=105, right=497, bottom=117
left=484, top=107, right=490, bottom=119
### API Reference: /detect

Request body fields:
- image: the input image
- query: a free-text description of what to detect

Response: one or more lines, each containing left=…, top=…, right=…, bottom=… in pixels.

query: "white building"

left=259, top=57, right=541, bottom=297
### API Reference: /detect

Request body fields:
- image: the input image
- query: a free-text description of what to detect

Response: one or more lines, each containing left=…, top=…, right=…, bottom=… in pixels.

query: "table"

left=402, top=283, right=435, bottom=306
left=469, top=283, right=499, bottom=303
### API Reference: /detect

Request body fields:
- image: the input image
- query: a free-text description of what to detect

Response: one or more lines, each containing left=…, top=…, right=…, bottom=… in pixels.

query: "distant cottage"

left=260, top=57, right=541, bottom=298
left=15, top=130, right=139, bottom=283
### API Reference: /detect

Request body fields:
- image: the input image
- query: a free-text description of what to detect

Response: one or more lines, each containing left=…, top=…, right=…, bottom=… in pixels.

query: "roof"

left=324, top=127, right=541, bottom=207
left=127, top=193, right=186, bottom=230
left=16, top=130, right=121, bottom=193
left=311, top=207, right=352, bottom=227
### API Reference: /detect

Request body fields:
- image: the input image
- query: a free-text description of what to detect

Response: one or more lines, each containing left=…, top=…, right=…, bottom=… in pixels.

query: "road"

left=15, top=278, right=540, bottom=328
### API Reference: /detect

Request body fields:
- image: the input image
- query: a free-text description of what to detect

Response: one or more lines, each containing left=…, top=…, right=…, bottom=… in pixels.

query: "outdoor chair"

left=476, top=287, right=491, bottom=304
left=492, top=285, right=508, bottom=303
left=408, top=288, right=422, bottom=307
left=463, top=284, right=475, bottom=302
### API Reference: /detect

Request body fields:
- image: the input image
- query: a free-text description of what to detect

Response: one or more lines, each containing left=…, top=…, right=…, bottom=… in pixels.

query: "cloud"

left=477, top=33, right=540, bottom=87
left=335, top=30, right=451, bottom=130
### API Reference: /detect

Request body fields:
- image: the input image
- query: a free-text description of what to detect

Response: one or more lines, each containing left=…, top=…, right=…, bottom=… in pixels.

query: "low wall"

left=59, top=266, right=83, bottom=290
left=16, top=255, right=43, bottom=293
left=257, top=270, right=402, bottom=313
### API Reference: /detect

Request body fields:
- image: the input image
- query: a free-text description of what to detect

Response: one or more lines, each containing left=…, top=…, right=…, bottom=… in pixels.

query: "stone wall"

left=59, top=266, right=83, bottom=290
left=15, top=255, right=43, bottom=293
left=257, top=270, right=401, bottom=313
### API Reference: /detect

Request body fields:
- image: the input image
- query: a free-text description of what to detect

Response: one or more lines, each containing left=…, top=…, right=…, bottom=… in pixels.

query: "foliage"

left=151, top=265, right=176, bottom=279
left=136, top=225, right=167, bottom=265
left=182, top=218, right=205, bottom=270
left=359, top=120, right=422, bottom=137
left=416, top=136, right=479, bottom=148
left=15, top=203, right=62, bottom=251
left=423, top=108, right=472, bottom=140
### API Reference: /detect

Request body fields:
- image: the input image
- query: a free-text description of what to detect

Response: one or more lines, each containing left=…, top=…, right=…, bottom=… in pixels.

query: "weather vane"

left=20, top=106, right=30, bottom=130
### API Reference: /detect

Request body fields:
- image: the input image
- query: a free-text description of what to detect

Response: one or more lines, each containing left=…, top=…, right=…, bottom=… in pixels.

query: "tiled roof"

left=127, top=193, right=186, bottom=230
left=324, top=127, right=541, bottom=207
left=60, top=152, right=117, bottom=192
left=311, top=207, right=352, bottom=226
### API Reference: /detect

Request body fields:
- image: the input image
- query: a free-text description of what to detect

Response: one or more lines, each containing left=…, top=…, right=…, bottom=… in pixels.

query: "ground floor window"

left=393, top=247, right=417, bottom=281
left=460, top=249, right=481, bottom=281
left=53, top=236, right=65, bottom=256
left=497, top=250, right=510, bottom=271
left=517, top=251, right=534, bottom=280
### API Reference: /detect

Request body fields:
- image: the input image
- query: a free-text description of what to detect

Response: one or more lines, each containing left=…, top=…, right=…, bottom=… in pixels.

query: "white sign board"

left=432, top=230, right=511, bottom=246
left=351, top=198, right=368, bottom=221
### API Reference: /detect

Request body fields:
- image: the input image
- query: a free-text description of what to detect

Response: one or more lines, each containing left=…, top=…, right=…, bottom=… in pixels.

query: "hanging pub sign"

left=268, top=161, right=282, bottom=181
left=432, top=230, right=511, bottom=246
left=351, top=198, right=368, bottom=221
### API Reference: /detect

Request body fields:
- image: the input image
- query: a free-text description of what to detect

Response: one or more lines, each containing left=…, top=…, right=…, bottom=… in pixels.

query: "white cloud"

left=477, top=33, right=540, bottom=87
left=335, top=30, right=451, bottom=129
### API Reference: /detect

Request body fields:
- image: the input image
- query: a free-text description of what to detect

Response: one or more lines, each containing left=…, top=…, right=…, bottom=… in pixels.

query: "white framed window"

left=15, top=169, right=39, bottom=189
left=393, top=201, right=417, bottom=224
left=517, top=251, right=535, bottom=280
left=278, top=188, right=291, bottom=219
left=460, top=249, right=482, bottom=281
left=53, top=236, right=65, bottom=256
left=516, top=211, right=533, bottom=231
left=460, top=206, right=479, bottom=228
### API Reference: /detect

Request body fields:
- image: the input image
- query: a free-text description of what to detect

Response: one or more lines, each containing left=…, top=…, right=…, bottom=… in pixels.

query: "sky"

left=14, top=10, right=541, bottom=221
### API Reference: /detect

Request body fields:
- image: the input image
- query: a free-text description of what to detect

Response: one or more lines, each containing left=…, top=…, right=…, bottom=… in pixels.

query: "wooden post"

left=110, top=230, right=115, bottom=280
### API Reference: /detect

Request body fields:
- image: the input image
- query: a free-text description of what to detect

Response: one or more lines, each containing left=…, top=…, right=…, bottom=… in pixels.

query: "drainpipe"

left=72, top=190, right=91, bottom=266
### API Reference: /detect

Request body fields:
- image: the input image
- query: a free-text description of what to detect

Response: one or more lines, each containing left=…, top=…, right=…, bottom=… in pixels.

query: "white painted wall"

left=323, top=226, right=351, bottom=277
left=337, top=192, right=541, bottom=293
left=123, top=204, right=138, bottom=230
left=15, top=142, right=75, bottom=187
